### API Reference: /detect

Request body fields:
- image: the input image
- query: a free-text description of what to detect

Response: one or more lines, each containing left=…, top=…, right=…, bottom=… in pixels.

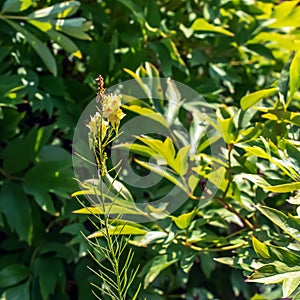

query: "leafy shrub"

left=1, top=0, right=300, bottom=299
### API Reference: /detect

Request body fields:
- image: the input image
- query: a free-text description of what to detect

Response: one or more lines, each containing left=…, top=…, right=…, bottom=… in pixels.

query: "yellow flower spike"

left=101, top=93, right=125, bottom=130
left=107, top=107, right=126, bottom=131
left=102, top=93, right=122, bottom=117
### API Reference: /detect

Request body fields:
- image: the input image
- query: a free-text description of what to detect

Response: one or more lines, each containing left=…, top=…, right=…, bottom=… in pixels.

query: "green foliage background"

left=0, top=0, right=300, bottom=299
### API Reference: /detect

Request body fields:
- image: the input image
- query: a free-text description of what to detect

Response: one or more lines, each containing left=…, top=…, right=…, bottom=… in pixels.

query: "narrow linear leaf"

left=263, top=182, right=300, bottom=193
left=88, top=225, right=148, bottom=238
left=73, top=204, right=146, bottom=216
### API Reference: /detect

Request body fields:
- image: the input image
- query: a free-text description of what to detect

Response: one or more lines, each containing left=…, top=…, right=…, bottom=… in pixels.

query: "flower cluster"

left=102, top=93, right=125, bottom=130
left=87, top=112, right=108, bottom=149
left=86, top=75, right=125, bottom=150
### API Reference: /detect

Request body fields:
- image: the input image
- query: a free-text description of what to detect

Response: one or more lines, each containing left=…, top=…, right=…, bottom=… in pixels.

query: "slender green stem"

left=98, top=94, right=125, bottom=299
left=0, top=14, right=28, bottom=20
left=216, top=145, right=255, bottom=230
left=222, top=144, right=233, bottom=202
left=85, top=77, right=139, bottom=299
left=225, top=227, right=248, bottom=240
left=0, top=167, right=23, bottom=181
left=182, top=240, right=247, bottom=252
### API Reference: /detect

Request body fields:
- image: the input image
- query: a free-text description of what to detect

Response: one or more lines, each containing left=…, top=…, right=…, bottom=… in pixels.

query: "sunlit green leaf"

left=174, top=145, right=191, bottom=176
left=73, top=204, right=146, bottom=216
left=163, top=137, right=176, bottom=162
left=240, top=87, right=278, bottom=110
left=258, top=205, right=300, bottom=242
left=88, top=224, right=148, bottom=238
left=252, top=236, right=270, bottom=259
left=269, top=0, right=300, bottom=28
left=290, top=50, right=300, bottom=98
left=216, top=110, right=235, bottom=143
left=171, top=209, right=196, bottom=229
left=242, top=146, right=269, bottom=159
left=191, top=18, right=234, bottom=36
left=122, top=105, right=169, bottom=128
left=283, top=276, right=300, bottom=298
left=242, top=174, right=300, bottom=193
left=247, top=262, right=300, bottom=297
left=269, top=245, right=300, bottom=267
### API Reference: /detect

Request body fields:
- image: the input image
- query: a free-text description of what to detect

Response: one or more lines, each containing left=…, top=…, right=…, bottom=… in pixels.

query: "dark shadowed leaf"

left=5, top=20, right=57, bottom=76
left=0, top=181, right=33, bottom=244
left=1, top=0, right=33, bottom=13
left=1, top=280, right=30, bottom=300
left=0, top=264, right=30, bottom=288
left=33, top=256, right=65, bottom=300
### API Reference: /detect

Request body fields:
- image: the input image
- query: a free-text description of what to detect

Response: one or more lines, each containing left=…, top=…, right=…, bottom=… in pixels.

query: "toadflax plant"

left=73, top=76, right=141, bottom=300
